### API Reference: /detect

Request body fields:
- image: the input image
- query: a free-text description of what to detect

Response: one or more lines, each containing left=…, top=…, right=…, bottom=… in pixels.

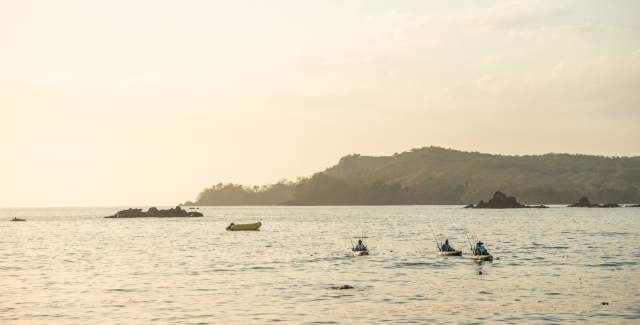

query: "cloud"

left=463, top=0, right=571, bottom=30
left=467, top=51, right=640, bottom=117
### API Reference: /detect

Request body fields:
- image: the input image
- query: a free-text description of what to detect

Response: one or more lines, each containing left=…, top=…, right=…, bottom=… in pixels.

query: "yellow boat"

left=226, top=222, right=261, bottom=231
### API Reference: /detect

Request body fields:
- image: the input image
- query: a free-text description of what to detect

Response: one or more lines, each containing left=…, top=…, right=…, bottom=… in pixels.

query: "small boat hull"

left=352, top=250, right=369, bottom=256
left=10, top=218, right=26, bottom=222
left=437, top=250, right=462, bottom=256
left=471, top=254, right=493, bottom=261
left=227, top=222, right=261, bottom=231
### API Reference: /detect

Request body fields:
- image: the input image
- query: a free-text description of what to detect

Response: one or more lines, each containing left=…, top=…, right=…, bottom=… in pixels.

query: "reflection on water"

left=1, top=206, right=639, bottom=324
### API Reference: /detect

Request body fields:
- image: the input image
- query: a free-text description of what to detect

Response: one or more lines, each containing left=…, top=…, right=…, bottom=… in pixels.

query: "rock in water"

left=472, top=192, right=521, bottom=208
left=481, top=191, right=523, bottom=208
left=105, top=207, right=203, bottom=218
left=568, top=196, right=621, bottom=208
left=568, top=196, right=594, bottom=207
left=105, top=208, right=145, bottom=218
left=599, top=203, right=621, bottom=208
left=466, top=191, right=549, bottom=209
left=330, top=285, right=354, bottom=290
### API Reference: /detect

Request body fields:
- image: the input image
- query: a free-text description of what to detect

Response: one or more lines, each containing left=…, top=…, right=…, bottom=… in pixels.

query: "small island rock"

left=568, top=196, right=594, bottom=207
left=106, top=206, right=203, bottom=218
left=330, top=285, right=354, bottom=290
left=598, top=203, right=621, bottom=208
left=568, top=196, right=621, bottom=208
left=467, top=191, right=548, bottom=209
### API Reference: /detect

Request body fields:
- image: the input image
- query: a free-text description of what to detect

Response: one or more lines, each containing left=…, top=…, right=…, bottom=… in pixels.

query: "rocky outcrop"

left=568, top=196, right=594, bottom=207
left=329, top=285, right=354, bottom=290
left=467, top=191, right=548, bottom=209
left=567, top=196, right=621, bottom=208
left=598, top=203, right=621, bottom=208
left=527, top=204, right=550, bottom=209
left=105, top=207, right=203, bottom=218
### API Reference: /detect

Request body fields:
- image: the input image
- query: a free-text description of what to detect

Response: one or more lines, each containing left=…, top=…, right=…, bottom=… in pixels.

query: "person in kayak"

left=474, top=241, right=489, bottom=255
left=354, top=239, right=367, bottom=251
left=440, top=239, right=453, bottom=252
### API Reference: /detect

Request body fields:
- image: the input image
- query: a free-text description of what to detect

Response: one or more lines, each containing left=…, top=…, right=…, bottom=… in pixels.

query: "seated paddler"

left=440, top=239, right=453, bottom=252
left=354, top=239, right=367, bottom=251
left=474, top=241, right=489, bottom=255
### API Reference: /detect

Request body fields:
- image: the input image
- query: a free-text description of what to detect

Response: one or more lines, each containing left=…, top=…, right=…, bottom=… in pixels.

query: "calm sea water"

left=1, top=206, right=639, bottom=324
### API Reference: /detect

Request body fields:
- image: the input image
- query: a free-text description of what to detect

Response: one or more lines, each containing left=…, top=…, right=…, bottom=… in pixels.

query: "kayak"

left=437, top=250, right=462, bottom=256
left=352, top=250, right=369, bottom=256
left=471, top=254, right=493, bottom=261
left=226, top=222, right=261, bottom=231
left=10, top=217, right=26, bottom=222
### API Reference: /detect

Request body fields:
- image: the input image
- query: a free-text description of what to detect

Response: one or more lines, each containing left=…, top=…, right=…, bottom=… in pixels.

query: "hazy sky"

left=2, top=0, right=639, bottom=206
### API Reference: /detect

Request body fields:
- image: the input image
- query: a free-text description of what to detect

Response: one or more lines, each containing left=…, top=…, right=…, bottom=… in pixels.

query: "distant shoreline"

left=185, top=146, right=640, bottom=207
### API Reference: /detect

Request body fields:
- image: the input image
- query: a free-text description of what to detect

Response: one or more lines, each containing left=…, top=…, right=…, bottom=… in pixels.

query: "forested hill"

left=186, top=147, right=640, bottom=206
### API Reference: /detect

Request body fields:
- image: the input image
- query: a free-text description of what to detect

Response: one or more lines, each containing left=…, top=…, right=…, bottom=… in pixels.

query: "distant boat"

left=468, top=237, right=493, bottom=261
left=10, top=217, right=26, bottom=222
left=434, top=237, right=462, bottom=257
left=226, top=222, right=262, bottom=231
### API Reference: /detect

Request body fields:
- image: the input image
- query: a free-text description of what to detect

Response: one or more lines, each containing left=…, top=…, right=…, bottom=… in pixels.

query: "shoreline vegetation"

left=183, top=146, right=640, bottom=207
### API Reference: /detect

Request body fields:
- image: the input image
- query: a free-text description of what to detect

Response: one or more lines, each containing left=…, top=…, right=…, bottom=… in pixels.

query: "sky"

left=1, top=0, right=639, bottom=207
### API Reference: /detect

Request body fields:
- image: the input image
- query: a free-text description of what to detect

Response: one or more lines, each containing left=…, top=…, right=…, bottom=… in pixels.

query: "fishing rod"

left=431, top=230, right=441, bottom=251
left=428, top=225, right=441, bottom=251
left=357, top=231, right=369, bottom=250
left=362, top=231, right=368, bottom=250
left=466, top=234, right=474, bottom=252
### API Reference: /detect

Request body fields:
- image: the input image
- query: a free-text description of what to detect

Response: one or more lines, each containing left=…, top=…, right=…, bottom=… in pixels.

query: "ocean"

left=1, top=206, right=639, bottom=324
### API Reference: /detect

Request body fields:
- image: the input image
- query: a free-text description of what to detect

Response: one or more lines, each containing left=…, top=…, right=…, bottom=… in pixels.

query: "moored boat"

left=10, top=217, right=26, bottom=222
left=226, top=222, right=262, bottom=231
